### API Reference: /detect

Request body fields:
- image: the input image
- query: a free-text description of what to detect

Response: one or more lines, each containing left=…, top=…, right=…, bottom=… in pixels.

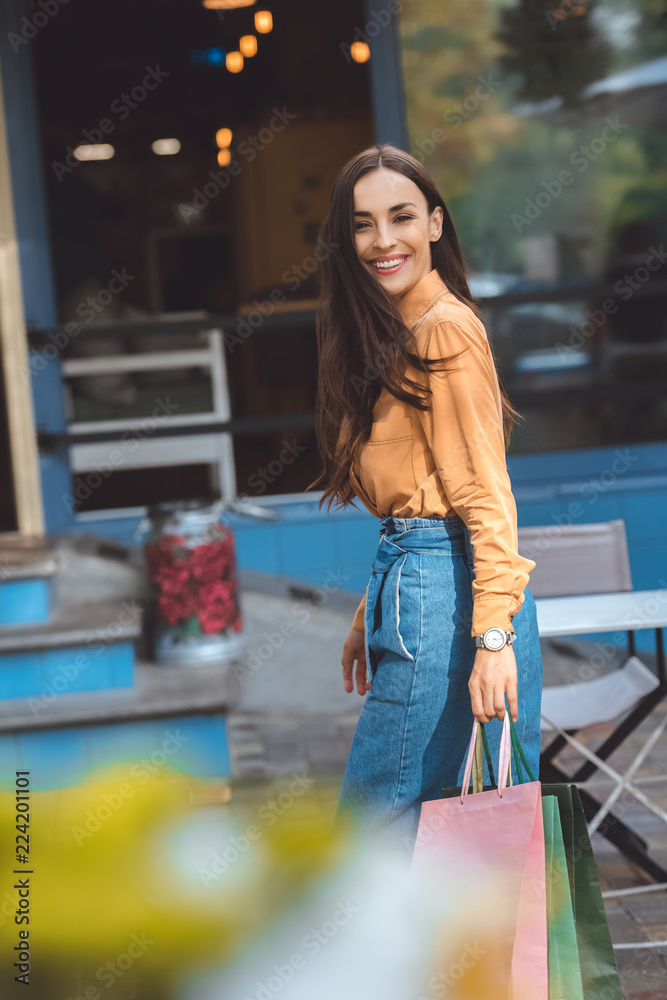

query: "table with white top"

left=534, top=589, right=667, bottom=881
left=536, top=589, right=667, bottom=645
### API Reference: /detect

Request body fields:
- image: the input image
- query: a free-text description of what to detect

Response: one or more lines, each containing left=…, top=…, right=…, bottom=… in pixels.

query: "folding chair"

left=546, top=673, right=667, bottom=949
left=541, top=656, right=667, bottom=829
left=518, top=520, right=667, bottom=882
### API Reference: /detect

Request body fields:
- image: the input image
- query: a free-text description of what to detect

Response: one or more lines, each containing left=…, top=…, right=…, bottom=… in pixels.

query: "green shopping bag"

left=540, top=783, right=623, bottom=1000
left=543, top=794, right=584, bottom=1000
left=508, top=723, right=623, bottom=1000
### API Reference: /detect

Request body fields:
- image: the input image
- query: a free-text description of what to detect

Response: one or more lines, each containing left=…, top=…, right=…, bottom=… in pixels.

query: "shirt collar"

left=395, top=267, right=452, bottom=327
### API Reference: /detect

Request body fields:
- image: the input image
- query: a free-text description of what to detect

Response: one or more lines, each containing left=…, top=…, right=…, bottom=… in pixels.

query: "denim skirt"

left=335, top=514, right=543, bottom=852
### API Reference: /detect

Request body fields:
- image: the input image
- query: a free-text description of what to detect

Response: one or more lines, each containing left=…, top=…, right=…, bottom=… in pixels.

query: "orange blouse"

left=349, top=267, right=535, bottom=637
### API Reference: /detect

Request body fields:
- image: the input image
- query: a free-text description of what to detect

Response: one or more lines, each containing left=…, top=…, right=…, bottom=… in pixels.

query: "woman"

left=309, top=144, right=543, bottom=852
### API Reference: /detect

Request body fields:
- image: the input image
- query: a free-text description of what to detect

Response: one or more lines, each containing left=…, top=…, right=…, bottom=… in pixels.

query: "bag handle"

left=461, top=713, right=512, bottom=803
left=460, top=713, right=536, bottom=804
left=479, top=723, right=496, bottom=787
left=509, top=715, right=536, bottom=783
left=472, top=722, right=497, bottom=792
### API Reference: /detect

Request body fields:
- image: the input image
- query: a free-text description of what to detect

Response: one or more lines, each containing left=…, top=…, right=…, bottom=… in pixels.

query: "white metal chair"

left=63, top=327, right=237, bottom=519
left=542, top=671, right=667, bottom=951
left=540, top=656, right=665, bottom=836
left=518, top=520, right=667, bottom=886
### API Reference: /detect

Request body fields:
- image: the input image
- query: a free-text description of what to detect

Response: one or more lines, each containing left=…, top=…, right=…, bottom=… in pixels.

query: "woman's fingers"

left=470, top=676, right=497, bottom=724
left=506, top=678, right=519, bottom=724
left=341, top=644, right=355, bottom=693
left=469, top=648, right=519, bottom=723
left=483, top=684, right=497, bottom=723
left=341, top=658, right=353, bottom=693
left=355, top=655, right=370, bottom=696
left=494, top=683, right=507, bottom=720
left=342, top=630, right=369, bottom=695
left=469, top=680, right=491, bottom=724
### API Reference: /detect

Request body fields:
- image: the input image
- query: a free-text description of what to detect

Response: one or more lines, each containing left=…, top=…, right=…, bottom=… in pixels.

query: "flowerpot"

left=144, top=500, right=245, bottom=667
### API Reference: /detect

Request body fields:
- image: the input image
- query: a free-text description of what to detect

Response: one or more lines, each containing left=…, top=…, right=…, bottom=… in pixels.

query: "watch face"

left=484, top=627, right=505, bottom=651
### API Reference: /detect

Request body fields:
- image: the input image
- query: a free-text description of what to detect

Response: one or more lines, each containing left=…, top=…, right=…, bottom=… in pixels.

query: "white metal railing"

left=64, top=328, right=237, bottom=508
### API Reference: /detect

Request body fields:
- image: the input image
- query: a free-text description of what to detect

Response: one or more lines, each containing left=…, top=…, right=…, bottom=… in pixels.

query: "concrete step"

left=0, top=537, right=59, bottom=626
left=0, top=598, right=142, bottom=652
left=0, top=658, right=239, bottom=734
left=0, top=537, right=58, bottom=578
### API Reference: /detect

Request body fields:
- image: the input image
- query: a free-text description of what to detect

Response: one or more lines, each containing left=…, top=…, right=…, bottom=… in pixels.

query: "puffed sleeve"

left=415, top=317, right=536, bottom=637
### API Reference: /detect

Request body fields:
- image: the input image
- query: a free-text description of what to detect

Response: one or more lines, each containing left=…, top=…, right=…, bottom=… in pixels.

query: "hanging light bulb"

left=239, top=34, right=257, bottom=57
left=254, top=10, right=272, bottom=33
left=351, top=41, right=370, bottom=63
left=151, top=138, right=181, bottom=155
left=73, top=144, right=115, bottom=161
left=202, top=1, right=256, bottom=9
left=215, top=128, right=233, bottom=148
left=226, top=50, right=244, bottom=73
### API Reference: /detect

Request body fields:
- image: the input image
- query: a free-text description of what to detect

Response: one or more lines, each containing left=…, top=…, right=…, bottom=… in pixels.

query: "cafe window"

left=31, top=0, right=374, bottom=508
left=397, top=0, right=667, bottom=454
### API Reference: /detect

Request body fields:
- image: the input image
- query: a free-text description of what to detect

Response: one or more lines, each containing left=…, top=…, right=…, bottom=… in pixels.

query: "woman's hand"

left=342, top=627, right=371, bottom=695
left=468, top=645, right=518, bottom=724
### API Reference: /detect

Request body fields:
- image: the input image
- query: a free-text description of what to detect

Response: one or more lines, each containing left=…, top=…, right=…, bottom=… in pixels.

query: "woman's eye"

left=355, top=215, right=414, bottom=231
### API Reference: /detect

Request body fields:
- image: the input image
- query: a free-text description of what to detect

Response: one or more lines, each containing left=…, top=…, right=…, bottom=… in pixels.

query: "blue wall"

left=69, top=440, right=667, bottom=651
left=0, top=714, right=230, bottom=792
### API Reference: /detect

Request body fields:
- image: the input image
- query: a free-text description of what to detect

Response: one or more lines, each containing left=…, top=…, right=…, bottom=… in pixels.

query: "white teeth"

left=370, top=256, right=407, bottom=269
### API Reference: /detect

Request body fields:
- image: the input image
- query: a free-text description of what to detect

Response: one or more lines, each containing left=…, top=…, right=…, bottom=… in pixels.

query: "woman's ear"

left=430, top=206, right=444, bottom=242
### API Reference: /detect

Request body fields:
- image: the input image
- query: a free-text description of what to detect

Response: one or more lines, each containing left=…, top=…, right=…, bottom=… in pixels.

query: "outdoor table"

left=535, top=589, right=667, bottom=881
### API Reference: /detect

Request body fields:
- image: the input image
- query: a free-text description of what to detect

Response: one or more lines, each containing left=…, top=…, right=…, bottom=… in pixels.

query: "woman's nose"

left=373, top=228, right=397, bottom=251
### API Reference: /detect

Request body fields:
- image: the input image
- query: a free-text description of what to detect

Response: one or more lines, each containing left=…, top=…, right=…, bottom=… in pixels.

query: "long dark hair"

left=307, top=143, right=520, bottom=512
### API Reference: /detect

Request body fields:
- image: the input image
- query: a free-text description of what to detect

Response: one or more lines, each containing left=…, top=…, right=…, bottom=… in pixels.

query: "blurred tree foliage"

left=397, top=0, right=667, bottom=275
left=495, top=0, right=611, bottom=108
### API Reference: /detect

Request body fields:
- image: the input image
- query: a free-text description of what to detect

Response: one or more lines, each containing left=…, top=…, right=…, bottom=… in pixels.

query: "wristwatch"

left=474, top=627, right=517, bottom=651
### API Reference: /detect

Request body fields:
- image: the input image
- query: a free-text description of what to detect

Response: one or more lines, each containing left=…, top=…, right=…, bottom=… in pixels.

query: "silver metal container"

left=144, top=500, right=245, bottom=667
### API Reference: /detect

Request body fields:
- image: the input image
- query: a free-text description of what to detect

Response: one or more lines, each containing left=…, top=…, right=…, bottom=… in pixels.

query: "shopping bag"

left=508, top=729, right=623, bottom=1000
left=413, top=713, right=548, bottom=1000
left=540, top=784, right=623, bottom=1000
left=543, top=794, right=585, bottom=1000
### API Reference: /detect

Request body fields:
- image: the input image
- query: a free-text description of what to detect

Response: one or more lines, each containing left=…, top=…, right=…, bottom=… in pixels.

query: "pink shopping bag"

left=412, top=714, right=548, bottom=1000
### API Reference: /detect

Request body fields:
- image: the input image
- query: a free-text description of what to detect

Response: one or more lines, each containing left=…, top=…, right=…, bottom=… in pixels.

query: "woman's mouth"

left=367, top=254, right=409, bottom=275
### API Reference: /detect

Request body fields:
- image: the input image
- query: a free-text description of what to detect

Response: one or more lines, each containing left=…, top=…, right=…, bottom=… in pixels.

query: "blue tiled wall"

left=0, top=714, right=230, bottom=791
left=0, top=579, right=51, bottom=625
left=68, top=442, right=667, bottom=653
left=0, top=642, right=135, bottom=701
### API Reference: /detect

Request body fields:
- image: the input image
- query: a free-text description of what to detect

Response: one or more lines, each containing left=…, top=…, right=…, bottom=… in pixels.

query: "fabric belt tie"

left=363, top=531, right=415, bottom=685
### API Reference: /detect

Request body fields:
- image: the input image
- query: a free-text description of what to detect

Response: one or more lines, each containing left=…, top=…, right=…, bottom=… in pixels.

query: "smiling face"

left=353, top=167, right=443, bottom=298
